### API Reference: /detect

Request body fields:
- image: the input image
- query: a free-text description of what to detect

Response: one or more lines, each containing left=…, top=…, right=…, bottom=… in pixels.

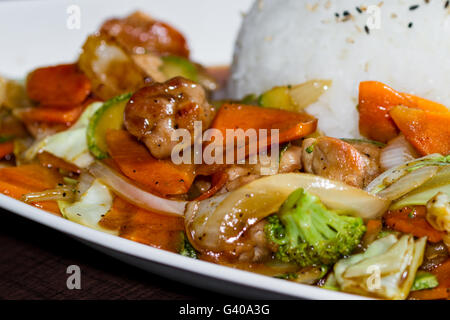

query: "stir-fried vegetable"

left=58, top=179, right=116, bottom=234
left=333, top=234, right=427, bottom=300
left=105, top=129, right=196, bottom=195
left=358, top=81, right=449, bottom=143
left=36, top=102, right=103, bottom=168
left=390, top=105, right=450, bottom=156
left=411, top=272, right=439, bottom=291
left=384, top=206, right=444, bottom=243
left=185, top=173, right=389, bottom=252
left=366, top=154, right=449, bottom=201
left=89, top=161, right=186, bottom=216
left=258, top=80, right=332, bottom=112
left=380, top=134, right=418, bottom=171
left=0, top=164, right=63, bottom=214
left=87, top=93, right=132, bottom=159
left=265, top=188, right=365, bottom=267
left=391, top=165, right=450, bottom=210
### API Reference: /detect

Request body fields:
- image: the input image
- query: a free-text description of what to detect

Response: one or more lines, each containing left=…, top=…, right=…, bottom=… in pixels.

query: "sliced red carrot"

left=19, top=105, right=84, bottom=125
left=358, top=81, right=450, bottom=144
left=0, top=141, right=14, bottom=159
left=106, top=129, right=195, bottom=196
left=384, top=206, right=444, bottom=243
left=402, top=93, right=449, bottom=113
left=100, top=196, right=184, bottom=252
left=358, top=81, right=414, bottom=143
left=390, top=105, right=450, bottom=156
left=0, top=165, right=63, bottom=215
left=26, top=64, right=91, bottom=107
left=362, top=219, right=383, bottom=247
left=210, top=104, right=317, bottom=161
left=38, top=151, right=81, bottom=174
left=432, top=259, right=450, bottom=289
left=409, top=287, right=448, bottom=300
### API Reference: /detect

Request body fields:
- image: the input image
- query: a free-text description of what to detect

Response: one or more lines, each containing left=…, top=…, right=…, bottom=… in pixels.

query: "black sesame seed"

left=445, top=0, right=449, bottom=9
left=408, top=22, right=414, bottom=28
left=62, top=192, right=66, bottom=197
left=335, top=12, right=340, bottom=18
left=343, top=10, right=350, bottom=16
left=356, top=6, right=362, bottom=14
left=409, top=4, right=419, bottom=10
left=364, top=25, right=370, bottom=34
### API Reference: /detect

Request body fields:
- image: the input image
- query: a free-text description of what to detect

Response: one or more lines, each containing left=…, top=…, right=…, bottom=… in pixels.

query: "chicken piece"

left=221, top=165, right=260, bottom=193
left=124, top=77, right=215, bottom=159
left=279, top=145, right=302, bottom=173
left=233, top=220, right=273, bottom=263
left=100, top=11, right=190, bottom=57
left=301, top=137, right=381, bottom=188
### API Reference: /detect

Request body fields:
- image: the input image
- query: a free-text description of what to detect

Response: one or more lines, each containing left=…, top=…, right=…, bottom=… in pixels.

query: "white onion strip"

left=89, top=161, right=187, bottom=216
left=380, top=134, right=418, bottom=171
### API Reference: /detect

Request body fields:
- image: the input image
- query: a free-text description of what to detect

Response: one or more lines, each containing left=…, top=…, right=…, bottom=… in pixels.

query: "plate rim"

left=0, top=193, right=368, bottom=300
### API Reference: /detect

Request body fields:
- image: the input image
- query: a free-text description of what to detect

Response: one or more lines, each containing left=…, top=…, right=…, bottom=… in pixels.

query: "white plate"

left=0, top=0, right=365, bottom=299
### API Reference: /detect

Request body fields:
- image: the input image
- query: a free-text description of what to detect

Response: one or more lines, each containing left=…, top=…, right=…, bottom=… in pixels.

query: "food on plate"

left=1, top=2, right=449, bottom=300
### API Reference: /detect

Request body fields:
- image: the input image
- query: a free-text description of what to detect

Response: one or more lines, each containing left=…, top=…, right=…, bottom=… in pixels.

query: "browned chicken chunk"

left=101, top=11, right=190, bottom=57
left=124, top=77, right=216, bottom=159
left=301, top=137, right=381, bottom=188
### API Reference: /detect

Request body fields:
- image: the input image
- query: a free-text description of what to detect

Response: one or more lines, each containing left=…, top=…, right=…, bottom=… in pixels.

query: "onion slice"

left=380, top=134, right=418, bottom=171
left=89, top=161, right=186, bottom=216
left=185, top=173, right=390, bottom=252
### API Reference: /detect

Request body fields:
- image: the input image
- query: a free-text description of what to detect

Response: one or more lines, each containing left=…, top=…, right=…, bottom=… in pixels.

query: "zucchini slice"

left=87, top=93, right=132, bottom=159
left=160, top=55, right=199, bottom=82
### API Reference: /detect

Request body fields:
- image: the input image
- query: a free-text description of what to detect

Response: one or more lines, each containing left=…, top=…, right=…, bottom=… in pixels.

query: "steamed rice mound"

left=228, top=0, right=450, bottom=138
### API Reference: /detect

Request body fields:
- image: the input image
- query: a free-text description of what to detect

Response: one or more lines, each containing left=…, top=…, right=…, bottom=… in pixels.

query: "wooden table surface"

left=0, top=208, right=227, bottom=300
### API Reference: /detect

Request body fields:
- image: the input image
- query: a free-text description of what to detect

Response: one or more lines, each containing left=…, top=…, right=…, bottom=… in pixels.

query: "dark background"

left=0, top=209, right=227, bottom=300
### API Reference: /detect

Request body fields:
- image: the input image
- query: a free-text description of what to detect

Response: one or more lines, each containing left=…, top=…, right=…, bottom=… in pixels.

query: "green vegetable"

left=390, top=165, right=450, bottom=210
left=321, top=273, right=339, bottom=291
left=87, top=93, right=132, bottom=159
left=160, top=55, right=199, bottom=82
left=178, top=233, right=197, bottom=259
left=334, top=234, right=427, bottom=300
left=264, top=188, right=366, bottom=267
left=258, top=86, right=294, bottom=110
left=40, top=102, right=103, bottom=168
left=340, top=138, right=385, bottom=148
left=240, top=94, right=258, bottom=105
left=410, top=272, right=439, bottom=291
left=0, top=135, right=13, bottom=143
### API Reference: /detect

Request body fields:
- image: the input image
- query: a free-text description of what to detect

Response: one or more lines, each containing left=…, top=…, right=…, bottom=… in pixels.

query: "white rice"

left=228, top=0, right=450, bottom=138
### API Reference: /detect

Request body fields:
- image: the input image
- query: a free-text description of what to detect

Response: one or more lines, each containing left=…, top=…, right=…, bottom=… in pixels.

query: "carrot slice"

left=384, top=206, right=444, bottom=243
left=402, top=93, right=449, bottom=113
left=0, top=165, right=63, bottom=215
left=100, top=196, right=184, bottom=252
left=358, top=81, right=414, bottom=143
left=211, top=104, right=317, bottom=160
left=38, top=151, right=81, bottom=174
left=358, top=81, right=450, bottom=144
left=26, top=64, right=91, bottom=107
left=19, top=105, right=84, bottom=125
left=390, top=105, right=450, bottom=156
left=409, top=287, right=448, bottom=300
left=432, top=259, right=450, bottom=289
left=106, top=129, right=195, bottom=196
left=0, top=141, right=14, bottom=159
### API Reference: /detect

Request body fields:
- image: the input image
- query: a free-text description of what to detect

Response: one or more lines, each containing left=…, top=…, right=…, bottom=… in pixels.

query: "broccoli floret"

left=178, top=233, right=198, bottom=259
left=265, top=188, right=366, bottom=267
